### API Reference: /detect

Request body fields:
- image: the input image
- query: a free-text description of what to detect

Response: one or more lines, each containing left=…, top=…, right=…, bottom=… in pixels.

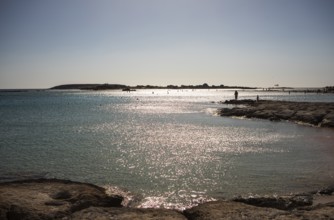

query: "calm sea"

left=1, top=89, right=334, bottom=209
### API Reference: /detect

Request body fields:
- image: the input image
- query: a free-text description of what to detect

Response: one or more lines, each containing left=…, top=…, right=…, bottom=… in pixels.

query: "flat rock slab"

left=184, top=200, right=334, bottom=220
left=184, top=201, right=286, bottom=220
left=71, top=207, right=187, bottom=220
left=220, top=100, right=334, bottom=127
left=0, top=179, right=123, bottom=220
left=0, top=179, right=185, bottom=220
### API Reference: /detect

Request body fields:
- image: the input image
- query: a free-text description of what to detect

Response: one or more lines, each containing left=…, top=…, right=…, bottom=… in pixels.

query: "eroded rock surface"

left=71, top=207, right=187, bottom=220
left=0, top=179, right=122, bottom=220
left=1, top=179, right=334, bottom=220
left=0, top=179, right=186, bottom=220
left=220, top=100, right=334, bottom=127
left=184, top=200, right=334, bottom=220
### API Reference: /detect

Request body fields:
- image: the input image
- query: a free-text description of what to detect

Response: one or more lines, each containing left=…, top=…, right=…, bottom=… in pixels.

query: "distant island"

left=50, top=83, right=257, bottom=91
left=50, top=84, right=334, bottom=93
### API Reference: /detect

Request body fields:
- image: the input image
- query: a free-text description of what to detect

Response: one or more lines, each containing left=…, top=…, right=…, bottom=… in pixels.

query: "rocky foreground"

left=219, top=100, right=334, bottom=127
left=1, top=179, right=334, bottom=219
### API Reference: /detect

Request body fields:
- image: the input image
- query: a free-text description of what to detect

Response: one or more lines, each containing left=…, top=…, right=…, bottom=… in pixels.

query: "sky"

left=0, top=0, right=333, bottom=89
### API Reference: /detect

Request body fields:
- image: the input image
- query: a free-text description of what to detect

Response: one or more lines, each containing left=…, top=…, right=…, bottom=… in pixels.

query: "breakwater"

left=220, top=100, right=334, bottom=127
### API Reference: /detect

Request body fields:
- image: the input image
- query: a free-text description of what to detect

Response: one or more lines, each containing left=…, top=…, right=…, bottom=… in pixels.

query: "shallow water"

left=0, top=89, right=334, bottom=209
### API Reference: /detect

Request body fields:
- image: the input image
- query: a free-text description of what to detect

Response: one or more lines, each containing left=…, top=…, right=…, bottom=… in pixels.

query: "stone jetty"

left=219, top=100, right=334, bottom=127
left=1, top=178, right=334, bottom=219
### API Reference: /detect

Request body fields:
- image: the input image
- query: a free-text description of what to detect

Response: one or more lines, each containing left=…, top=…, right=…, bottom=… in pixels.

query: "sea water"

left=0, top=89, right=334, bottom=209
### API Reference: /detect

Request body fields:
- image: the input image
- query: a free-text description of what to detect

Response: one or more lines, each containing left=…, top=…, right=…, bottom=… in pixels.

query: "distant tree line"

left=324, top=86, right=334, bottom=93
left=50, top=83, right=257, bottom=90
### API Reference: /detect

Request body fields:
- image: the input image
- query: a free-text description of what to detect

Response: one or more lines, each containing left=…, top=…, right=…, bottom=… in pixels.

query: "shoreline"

left=1, top=178, right=334, bottom=219
left=219, top=99, right=334, bottom=128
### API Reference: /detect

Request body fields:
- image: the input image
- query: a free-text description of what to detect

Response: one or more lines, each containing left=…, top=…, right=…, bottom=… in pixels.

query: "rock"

left=224, top=99, right=256, bottom=105
left=274, top=109, right=296, bottom=120
left=318, top=185, right=334, bottom=195
left=0, top=179, right=123, bottom=220
left=291, top=110, right=325, bottom=126
left=50, top=190, right=72, bottom=200
left=184, top=199, right=334, bottom=220
left=288, top=204, right=334, bottom=220
left=252, top=110, right=275, bottom=119
left=320, top=113, right=334, bottom=127
left=233, top=194, right=313, bottom=211
left=71, top=206, right=187, bottom=220
left=183, top=200, right=286, bottom=220
left=220, top=100, right=334, bottom=128
left=1, top=178, right=334, bottom=220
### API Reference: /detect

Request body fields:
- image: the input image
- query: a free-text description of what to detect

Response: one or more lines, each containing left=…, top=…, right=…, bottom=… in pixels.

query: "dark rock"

left=233, top=195, right=313, bottom=211
left=0, top=178, right=123, bottom=220
left=50, top=190, right=72, bottom=200
left=274, top=109, right=296, bottom=120
left=183, top=200, right=286, bottom=220
left=291, top=111, right=325, bottom=126
left=320, top=113, right=334, bottom=127
left=71, top=206, right=187, bottom=220
left=252, top=110, right=274, bottom=119
left=224, top=99, right=256, bottom=105
left=1, top=178, right=334, bottom=220
left=44, top=200, right=67, bottom=206
left=219, top=100, right=334, bottom=128
left=318, top=186, right=334, bottom=195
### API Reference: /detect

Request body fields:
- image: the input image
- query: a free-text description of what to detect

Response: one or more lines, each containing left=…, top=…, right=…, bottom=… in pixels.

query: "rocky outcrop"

left=184, top=201, right=287, bottom=220
left=219, top=100, right=334, bottom=127
left=0, top=179, right=185, bottom=220
left=184, top=199, right=334, bottom=220
left=1, top=178, right=334, bottom=220
left=185, top=188, right=334, bottom=220
left=71, top=207, right=187, bottom=220
left=0, top=179, right=123, bottom=219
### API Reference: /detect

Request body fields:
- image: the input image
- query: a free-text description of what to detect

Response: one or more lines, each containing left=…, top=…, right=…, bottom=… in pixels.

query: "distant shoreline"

left=1, top=84, right=333, bottom=93
left=49, top=83, right=257, bottom=90
left=48, top=84, right=334, bottom=93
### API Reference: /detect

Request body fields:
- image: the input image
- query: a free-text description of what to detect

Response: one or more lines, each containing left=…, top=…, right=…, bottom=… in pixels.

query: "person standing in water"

left=234, top=90, right=238, bottom=100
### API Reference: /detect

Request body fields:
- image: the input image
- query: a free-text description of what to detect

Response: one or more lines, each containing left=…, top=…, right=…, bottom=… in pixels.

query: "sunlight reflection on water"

left=1, top=90, right=334, bottom=209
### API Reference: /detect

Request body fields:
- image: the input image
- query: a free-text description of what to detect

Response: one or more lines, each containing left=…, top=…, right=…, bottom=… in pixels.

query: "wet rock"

left=291, top=111, right=325, bottom=126
left=233, top=194, right=313, bottom=211
left=220, top=100, right=334, bottom=128
left=318, top=185, right=334, bottom=195
left=224, top=99, right=256, bottom=105
left=274, top=109, right=296, bottom=120
left=321, top=113, right=334, bottom=127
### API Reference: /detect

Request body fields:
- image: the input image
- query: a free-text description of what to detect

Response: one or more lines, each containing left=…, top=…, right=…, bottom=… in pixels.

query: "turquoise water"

left=1, top=89, right=334, bottom=209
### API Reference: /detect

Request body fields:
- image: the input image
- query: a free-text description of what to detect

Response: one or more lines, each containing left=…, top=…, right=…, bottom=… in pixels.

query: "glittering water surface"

left=1, top=89, right=334, bottom=209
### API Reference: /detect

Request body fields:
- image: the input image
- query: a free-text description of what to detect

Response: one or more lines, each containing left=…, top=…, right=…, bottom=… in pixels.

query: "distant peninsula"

left=50, top=83, right=256, bottom=91
left=49, top=84, right=334, bottom=93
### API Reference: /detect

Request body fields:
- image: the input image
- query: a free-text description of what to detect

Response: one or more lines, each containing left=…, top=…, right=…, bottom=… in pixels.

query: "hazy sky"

left=0, top=0, right=333, bottom=89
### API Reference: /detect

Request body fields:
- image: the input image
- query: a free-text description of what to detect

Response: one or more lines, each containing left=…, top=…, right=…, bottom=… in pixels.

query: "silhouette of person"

left=234, top=90, right=238, bottom=100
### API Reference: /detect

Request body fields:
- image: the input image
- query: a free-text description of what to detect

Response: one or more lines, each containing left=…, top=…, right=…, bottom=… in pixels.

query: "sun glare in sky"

left=0, top=0, right=333, bottom=89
